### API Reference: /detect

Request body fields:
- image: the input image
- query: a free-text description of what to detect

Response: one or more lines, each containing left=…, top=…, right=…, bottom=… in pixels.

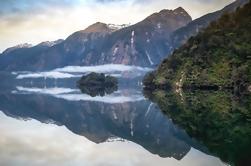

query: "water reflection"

left=0, top=112, right=225, bottom=166
left=0, top=72, right=230, bottom=165
left=144, top=90, right=251, bottom=166
left=13, top=86, right=145, bottom=104
left=1, top=89, right=197, bottom=158
left=78, top=83, right=118, bottom=97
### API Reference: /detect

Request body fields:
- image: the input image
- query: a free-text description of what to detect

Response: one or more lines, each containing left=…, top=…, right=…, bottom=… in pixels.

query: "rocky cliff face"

left=0, top=8, right=192, bottom=71
left=95, top=7, right=191, bottom=67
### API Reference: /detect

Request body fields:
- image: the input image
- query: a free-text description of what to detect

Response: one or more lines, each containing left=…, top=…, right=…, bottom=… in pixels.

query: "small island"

left=77, top=72, right=118, bottom=97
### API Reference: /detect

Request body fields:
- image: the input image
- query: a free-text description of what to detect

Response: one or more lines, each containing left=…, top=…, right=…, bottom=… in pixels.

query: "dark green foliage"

left=144, top=2, right=251, bottom=91
left=144, top=90, right=251, bottom=166
left=78, top=85, right=118, bottom=97
left=77, top=72, right=118, bottom=86
left=142, top=71, right=156, bottom=88
left=77, top=72, right=118, bottom=96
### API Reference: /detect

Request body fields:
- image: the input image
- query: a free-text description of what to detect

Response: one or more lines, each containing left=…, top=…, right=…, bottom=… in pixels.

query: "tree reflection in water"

left=144, top=89, right=251, bottom=166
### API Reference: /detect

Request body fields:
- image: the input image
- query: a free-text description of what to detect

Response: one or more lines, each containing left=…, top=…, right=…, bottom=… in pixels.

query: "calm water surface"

left=1, top=67, right=249, bottom=166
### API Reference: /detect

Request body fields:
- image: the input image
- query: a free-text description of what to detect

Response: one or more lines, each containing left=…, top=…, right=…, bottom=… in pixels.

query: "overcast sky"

left=0, top=0, right=234, bottom=52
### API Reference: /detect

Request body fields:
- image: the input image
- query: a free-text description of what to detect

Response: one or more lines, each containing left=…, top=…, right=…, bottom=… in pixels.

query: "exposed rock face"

left=80, top=22, right=112, bottom=33
left=248, top=85, right=251, bottom=92
left=37, top=39, right=64, bottom=47
left=0, top=7, right=192, bottom=71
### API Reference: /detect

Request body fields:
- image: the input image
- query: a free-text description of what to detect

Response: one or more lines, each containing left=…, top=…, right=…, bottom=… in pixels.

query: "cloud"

left=0, top=0, right=233, bottom=17
left=0, top=0, right=77, bottom=16
left=0, top=0, right=234, bottom=52
left=95, top=0, right=127, bottom=3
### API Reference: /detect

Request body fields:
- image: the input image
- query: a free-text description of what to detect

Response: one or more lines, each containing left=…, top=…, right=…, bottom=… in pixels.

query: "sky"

left=0, top=0, right=234, bottom=52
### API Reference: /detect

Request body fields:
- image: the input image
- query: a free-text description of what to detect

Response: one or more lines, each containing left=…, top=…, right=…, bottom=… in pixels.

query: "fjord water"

left=0, top=66, right=249, bottom=166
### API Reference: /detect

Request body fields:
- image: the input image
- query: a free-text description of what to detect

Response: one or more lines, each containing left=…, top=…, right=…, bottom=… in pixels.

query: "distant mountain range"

left=0, top=0, right=248, bottom=71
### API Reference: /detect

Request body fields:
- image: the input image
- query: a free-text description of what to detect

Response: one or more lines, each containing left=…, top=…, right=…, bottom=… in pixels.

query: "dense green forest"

left=144, top=90, right=251, bottom=166
left=144, top=1, right=251, bottom=91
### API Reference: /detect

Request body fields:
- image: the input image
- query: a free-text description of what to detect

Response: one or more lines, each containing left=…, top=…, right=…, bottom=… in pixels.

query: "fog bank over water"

left=15, top=64, right=153, bottom=79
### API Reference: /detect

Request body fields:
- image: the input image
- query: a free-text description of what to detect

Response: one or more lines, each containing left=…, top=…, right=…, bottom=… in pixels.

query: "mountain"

left=2, top=43, right=33, bottom=55
left=37, top=39, right=64, bottom=47
left=107, top=23, right=131, bottom=31
left=0, top=7, right=192, bottom=71
left=0, top=0, right=247, bottom=71
left=143, top=1, right=251, bottom=91
left=79, top=22, right=113, bottom=33
left=0, top=91, right=208, bottom=159
left=169, top=0, right=249, bottom=52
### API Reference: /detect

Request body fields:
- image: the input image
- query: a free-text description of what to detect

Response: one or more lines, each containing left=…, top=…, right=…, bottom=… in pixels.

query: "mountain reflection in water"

left=2, top=87, right=200, bottom=159
left=0, top=72, right=230, bottom=166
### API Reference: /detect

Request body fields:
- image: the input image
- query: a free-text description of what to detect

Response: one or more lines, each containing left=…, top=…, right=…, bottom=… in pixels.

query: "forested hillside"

left=144, top=1, right=251, bottom=91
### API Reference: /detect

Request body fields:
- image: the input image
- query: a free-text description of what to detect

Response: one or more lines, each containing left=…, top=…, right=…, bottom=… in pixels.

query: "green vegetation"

left=77, top=72, right=118, bottom=96
left=78, top=85, right=118, bottom=97
left=144, top=2, right=251, bottom=166
left=77, top=72, right=118, bottom=87
left=144, top=90, right=251, bottom=166
left=144, top=2, right=251, bottom=91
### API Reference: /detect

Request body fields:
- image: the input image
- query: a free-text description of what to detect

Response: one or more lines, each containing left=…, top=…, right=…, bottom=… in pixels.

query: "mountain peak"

left=37, top=39, right=64, bottom=47
left=174, top=7, right=186, bottom=12
left=2, top=43, right=32, bottom=54
left=82, top=22, right=111, bottom=33
left=147, top=7, right=191, bottom=21
left=173, top=7, right=191, bottom=18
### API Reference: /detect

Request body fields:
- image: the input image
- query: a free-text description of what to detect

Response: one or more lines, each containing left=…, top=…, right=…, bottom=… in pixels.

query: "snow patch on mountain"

left=145, top=51, right=154, bottom=65
left=108, top=23, right=130, bottom=31
left=131, top=31, right=135, bottom=45
left=38, top=39, right=64, bottom=47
